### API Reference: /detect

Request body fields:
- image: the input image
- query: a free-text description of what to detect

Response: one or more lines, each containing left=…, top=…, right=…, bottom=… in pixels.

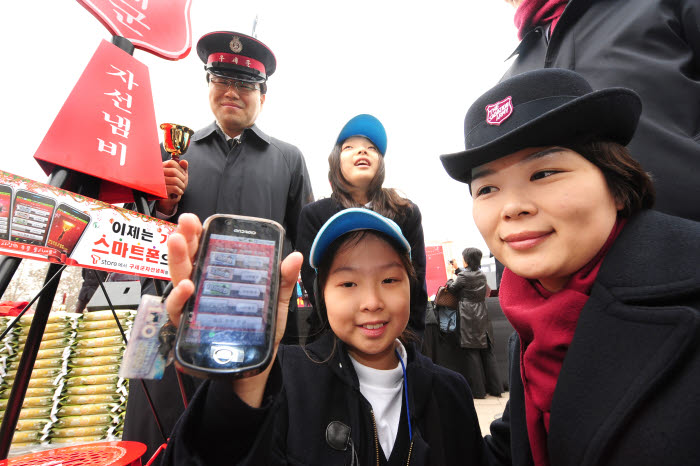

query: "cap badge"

left=229, top=36, right=243, bottom=53
left=485, top=96, right=513, bottom=126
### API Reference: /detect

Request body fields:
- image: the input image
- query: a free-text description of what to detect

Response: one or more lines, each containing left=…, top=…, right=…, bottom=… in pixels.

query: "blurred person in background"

left=447, top=248, right=502, bottom=398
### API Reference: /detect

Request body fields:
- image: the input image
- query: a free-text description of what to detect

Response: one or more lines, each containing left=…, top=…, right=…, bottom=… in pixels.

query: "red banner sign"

left=425, top=245, right=449, bottom=298
left=77, top=0, right=193, bottom=60
left=34, top=40, right=166, bottom=204
left=0, top=170, right=175, bottom=280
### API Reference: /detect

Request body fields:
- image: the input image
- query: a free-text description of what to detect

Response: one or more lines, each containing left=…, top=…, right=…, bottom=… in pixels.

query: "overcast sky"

left=0, top=0, right=518, bottom=259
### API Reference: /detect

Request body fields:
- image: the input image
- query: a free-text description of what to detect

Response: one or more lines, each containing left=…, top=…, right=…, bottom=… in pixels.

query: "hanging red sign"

left=77, top=0, right=193, bottom=60
left=425, top=245, right=449, bottom=298
left=34, top=39, right=166, bottom=204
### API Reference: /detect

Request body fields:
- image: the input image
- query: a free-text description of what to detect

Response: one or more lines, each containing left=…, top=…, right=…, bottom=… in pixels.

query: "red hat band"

left=207, top=52, right=265, bottom=76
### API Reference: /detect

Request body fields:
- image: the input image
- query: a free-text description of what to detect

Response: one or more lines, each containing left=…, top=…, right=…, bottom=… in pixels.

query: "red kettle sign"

left=33, top=40, right=166, bottom=204
left=77, top=0, right=193, bottom=60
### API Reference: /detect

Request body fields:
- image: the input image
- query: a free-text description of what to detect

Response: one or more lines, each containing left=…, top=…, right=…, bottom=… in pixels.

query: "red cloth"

left=499, top=218, right=626, bottom=465
left=0, top=301, right=29, bottom=316
left=514, top=0, right=569, bottom=40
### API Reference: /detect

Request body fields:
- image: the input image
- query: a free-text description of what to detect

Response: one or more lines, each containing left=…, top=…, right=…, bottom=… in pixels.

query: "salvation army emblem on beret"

left=485, top=96, right=513, bottom=126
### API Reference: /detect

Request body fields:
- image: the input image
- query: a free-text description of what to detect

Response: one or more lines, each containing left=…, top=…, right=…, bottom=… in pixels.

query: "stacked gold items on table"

left=0, top=313, right=76, bottom=451
left=0, top=309, right=136, bottom=454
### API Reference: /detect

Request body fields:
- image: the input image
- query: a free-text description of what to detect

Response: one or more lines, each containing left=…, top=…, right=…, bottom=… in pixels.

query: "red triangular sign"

left=34, top=39, right=166, bottom=204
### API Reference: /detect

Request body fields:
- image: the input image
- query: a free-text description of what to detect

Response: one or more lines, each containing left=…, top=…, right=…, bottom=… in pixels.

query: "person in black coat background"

left=500, top=0, right=700, bottom=222
left=441, top=68, right=700, bottom=465
left=74, top=268, right=108, bottom=313
left=447, top=248, right=502, bottom=398
left=297, top=114, right=427, bottom=341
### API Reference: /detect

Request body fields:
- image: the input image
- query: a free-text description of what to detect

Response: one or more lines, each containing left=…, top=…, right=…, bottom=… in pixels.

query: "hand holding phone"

left=167, top=214, right=302, bottom=390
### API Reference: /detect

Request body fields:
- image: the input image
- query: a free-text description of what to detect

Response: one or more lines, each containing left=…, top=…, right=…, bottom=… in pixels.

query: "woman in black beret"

left=441, top=68, right=700, bottom=466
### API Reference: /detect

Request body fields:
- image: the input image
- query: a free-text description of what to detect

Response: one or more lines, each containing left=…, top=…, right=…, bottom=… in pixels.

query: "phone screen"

left=176, top=215, right=284, bottom=377
left=0, top=184, right=13, bottom=241
left=46, top=203, right=92, bottom=257
left=10, top=190, right=56, bottom=246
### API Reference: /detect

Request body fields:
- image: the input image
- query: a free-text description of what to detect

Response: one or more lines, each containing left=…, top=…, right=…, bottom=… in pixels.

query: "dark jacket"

left=171, top=122, right=314, bottom=254
left=163, top=334, right=486, bottom=465
left=485, top=210, right=700, bottom=466
left=503, top=0, right=700, bottom=221
left=297, top=197, right=428, bottom=337
left=447, top=269, right=493, bottom=349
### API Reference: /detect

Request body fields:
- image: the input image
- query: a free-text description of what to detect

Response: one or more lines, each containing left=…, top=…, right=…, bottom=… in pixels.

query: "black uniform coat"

left=485, top=210, right=700, bottom=466
left=170, top=121, right=314, bottom=254
left=162, top=334, right=486, bottom=465
left=296, top=197, right=428, bottom=337
left=502, top=0, right=700, bottom=221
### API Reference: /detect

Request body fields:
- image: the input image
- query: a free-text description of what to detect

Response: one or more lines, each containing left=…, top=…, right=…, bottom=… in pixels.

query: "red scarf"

left=499, top=218, right=626, bottom=466
left=514, top=0, right=569, bottom=40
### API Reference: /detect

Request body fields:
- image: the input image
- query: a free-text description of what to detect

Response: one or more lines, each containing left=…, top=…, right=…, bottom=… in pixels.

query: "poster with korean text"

left=0, top=171, right=174, bottom=280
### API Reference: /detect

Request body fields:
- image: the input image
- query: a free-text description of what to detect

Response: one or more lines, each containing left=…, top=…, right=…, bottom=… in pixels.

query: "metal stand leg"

left=0, top=266, right=66, bottom=343
left=0, top=257, right=21, bottom=298
left=0, top=263, right=64, bottom=458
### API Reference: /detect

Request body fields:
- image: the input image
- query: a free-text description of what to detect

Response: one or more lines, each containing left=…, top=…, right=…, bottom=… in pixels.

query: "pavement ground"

left=474, top=392, right=509, bottom=435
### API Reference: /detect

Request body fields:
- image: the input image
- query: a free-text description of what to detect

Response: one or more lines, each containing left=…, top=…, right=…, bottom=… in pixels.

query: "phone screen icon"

left=10, top=190, right=56, bottom=246
left=0, top=184, right=13, bottom=241
left=46, top=203, right=92, bottom=257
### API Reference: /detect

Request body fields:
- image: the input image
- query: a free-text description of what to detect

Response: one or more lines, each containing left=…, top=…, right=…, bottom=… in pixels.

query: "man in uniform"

left=123, top=31, right=314, bottom=464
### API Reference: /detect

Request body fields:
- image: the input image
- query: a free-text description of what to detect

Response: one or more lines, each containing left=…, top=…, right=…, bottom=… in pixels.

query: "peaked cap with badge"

left=440, top=68, right=642, bottom=184
left=197, top=31, right=276, bottom=83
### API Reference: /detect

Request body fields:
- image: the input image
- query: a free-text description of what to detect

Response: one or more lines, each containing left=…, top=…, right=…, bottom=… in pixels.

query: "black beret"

left=440, top=68, right=642, bottom=184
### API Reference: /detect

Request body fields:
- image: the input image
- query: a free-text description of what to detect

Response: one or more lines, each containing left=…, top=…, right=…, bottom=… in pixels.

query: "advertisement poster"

left=0, top=171, right=175, bottom=280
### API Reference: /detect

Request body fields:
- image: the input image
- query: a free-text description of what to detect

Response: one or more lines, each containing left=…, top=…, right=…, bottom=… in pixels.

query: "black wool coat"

left=485, top=210, right=700, bottom=466
left=163, top=334, right=487, bottom=465
left=503, top=0, right=700, bottom=222
left=296, top=197, right=428, bottom=337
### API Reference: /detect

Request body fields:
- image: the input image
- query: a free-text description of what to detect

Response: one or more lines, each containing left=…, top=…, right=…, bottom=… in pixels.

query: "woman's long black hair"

left=327, top=142, right=412, bottom=222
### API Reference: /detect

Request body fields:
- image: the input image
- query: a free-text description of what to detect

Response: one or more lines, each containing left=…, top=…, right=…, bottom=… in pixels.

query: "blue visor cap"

left=336, top=114, right=387, bottom=156
left=309, top=208, right=411, bottom=269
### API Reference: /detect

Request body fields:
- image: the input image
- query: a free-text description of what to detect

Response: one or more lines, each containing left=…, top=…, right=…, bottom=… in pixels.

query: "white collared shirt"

left=349, top=340, right=407, bottom=458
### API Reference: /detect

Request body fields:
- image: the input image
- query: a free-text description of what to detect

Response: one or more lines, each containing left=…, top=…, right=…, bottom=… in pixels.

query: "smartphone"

left=46, top=203, right=92, bottom=257
left=0, top=184, right=13, bottom=240
left=175, top=214, right=285, bottom=379
left=10, top=190, right=57, bottom=246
